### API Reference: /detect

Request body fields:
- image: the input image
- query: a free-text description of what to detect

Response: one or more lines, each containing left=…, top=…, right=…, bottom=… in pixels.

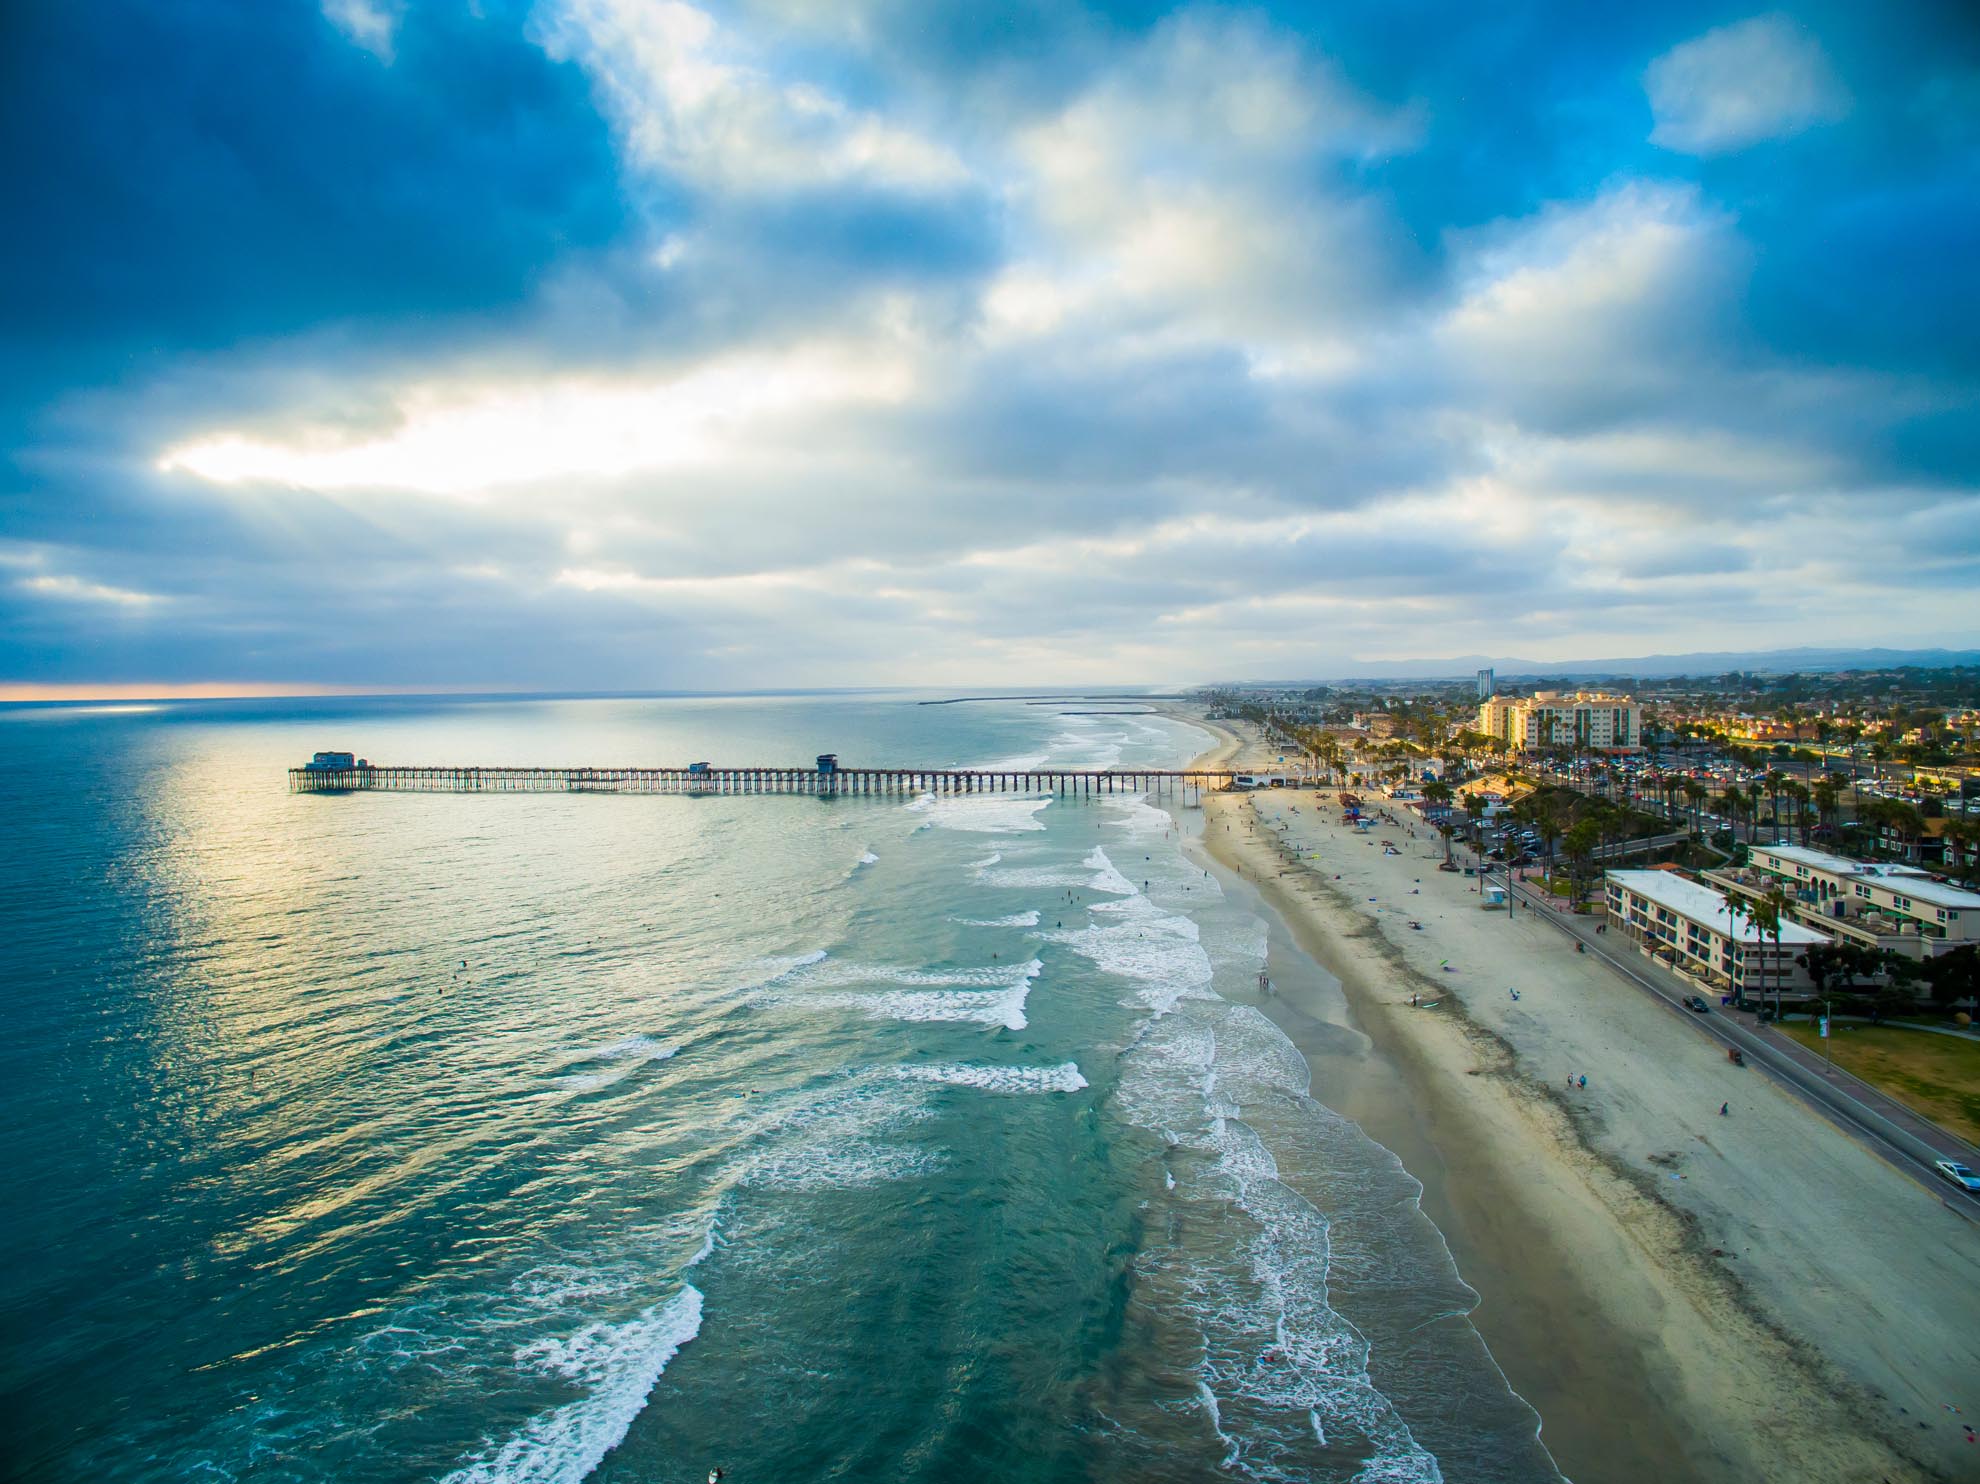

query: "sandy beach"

left=1168, top=710, right=1980, bottom=1484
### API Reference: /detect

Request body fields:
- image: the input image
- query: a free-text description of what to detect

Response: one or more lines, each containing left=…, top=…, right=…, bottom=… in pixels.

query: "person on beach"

left=1720, top=1102, right=1730, bottom=1116
left=1578, top=1074, right=1587, bottom=1089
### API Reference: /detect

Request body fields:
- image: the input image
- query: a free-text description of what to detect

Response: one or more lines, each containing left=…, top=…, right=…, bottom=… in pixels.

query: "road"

left=1479, top=860, right=1980, bottom=1218
left=1451, top=836, right=1977, bottom=1210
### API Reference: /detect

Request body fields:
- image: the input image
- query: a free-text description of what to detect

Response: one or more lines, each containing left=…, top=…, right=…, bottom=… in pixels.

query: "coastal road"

left=1494, top=867, right=1980, bottom=1220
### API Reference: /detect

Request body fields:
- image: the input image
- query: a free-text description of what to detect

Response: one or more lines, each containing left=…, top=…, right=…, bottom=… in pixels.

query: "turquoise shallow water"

left=0, top=694, right=1559, bottom=1483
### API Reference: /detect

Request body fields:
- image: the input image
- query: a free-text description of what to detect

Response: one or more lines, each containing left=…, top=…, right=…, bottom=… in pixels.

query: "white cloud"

left=1440, top=182, right=1741, bottom=426
left=156, top=341, right=917, bottom=495
left=321, top=0, right=403, bottom=62
left=531, top=0, right=966, bottom=192
left=1646, top=14, right=1848, bottom=154
left=988, top=12, right=1418, bottom=350
left=20, top=574, right=163, bottom=609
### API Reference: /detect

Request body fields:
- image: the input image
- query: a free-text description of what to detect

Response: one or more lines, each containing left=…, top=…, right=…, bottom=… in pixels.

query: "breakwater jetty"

left=289, top=759, right=1240, bottom=800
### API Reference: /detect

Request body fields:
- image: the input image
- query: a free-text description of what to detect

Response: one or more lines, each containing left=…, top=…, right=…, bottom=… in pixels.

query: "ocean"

left=0, top=693, right=1559, bottom=1483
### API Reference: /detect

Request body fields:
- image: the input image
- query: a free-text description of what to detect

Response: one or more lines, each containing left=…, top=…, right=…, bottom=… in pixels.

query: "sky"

left=2, top=0, right=1977, bottom=694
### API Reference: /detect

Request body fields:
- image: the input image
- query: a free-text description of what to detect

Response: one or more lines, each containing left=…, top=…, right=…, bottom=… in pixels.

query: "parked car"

left=1682, top=995, right=1710, bottom=1013
left=1934, top=1160, right=1980, bottom=1194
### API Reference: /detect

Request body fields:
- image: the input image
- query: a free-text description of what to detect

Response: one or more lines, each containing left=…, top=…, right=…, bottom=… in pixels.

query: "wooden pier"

left=288, top=764, right=1238, bottom=801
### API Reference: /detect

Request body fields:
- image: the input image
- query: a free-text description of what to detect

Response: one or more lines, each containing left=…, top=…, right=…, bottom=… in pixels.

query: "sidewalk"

left=1480, top=854, right=1980, bottom=1207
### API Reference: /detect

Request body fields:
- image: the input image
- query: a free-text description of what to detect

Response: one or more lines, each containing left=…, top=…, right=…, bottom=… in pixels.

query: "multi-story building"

left=1605, top=868, right=1829, bottom=996
left=1476, top=668, right=1494, bottom=700
left=1477, top=690, right=1642, bottom=753
left=1709, top=844, right=1980, bottom=959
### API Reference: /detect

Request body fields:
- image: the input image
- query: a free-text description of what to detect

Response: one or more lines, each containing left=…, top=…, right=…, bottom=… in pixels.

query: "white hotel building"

left=1605, top=868, right=1829, bottom=997
left=1478, top=691, right=1642, bottom=753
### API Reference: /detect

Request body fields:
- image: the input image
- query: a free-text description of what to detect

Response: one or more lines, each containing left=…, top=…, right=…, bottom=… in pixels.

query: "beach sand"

left=1169, top=711, right=1980, bottom=1484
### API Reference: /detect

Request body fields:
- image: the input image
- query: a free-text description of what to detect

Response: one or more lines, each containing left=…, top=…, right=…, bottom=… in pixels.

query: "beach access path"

left=1174, top=715, right=1980, bottom=1484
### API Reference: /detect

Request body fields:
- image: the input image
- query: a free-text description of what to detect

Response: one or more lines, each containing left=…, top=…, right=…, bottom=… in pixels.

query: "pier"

left=289, top=763, right=1238, bottom=801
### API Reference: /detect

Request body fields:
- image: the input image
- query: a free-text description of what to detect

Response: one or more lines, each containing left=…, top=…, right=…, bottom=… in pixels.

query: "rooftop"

left=1750, top=844, right=1980, bottom=910
left=1606, top=869, right=1830, bottom=944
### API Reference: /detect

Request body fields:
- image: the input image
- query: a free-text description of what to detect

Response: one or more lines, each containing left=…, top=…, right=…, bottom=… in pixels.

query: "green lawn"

left=1779, top=1022, right=1980, bottom=1145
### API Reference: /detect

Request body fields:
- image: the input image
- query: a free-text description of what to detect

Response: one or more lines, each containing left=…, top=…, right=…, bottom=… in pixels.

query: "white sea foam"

left=906, top=794, right=1053, bottom=834
left=1082, top=845, right=1138, bottom=896
left=442, top=1285, right=703, bottom=1484
left=552, top=1034, right=679, bottom=1092
left=892, top=1062, right=1087, bottom=1094
left=734, top=949, right=827, bottom=991
left=858, top=851, right=880, bottom=866
left=738, top=1077, right=943, bottom=1190
left=772, top=959, right=1042, bottom=1030
left=976, top=863, right=1086, bottom=890
left=1040, top=889, right=1215, bottom=1016
left=1113, top=991, right=1443, bottom=1482
left=951, top=910, right=1041, bottom=928
left=977, top=751, right=1049, bottom=771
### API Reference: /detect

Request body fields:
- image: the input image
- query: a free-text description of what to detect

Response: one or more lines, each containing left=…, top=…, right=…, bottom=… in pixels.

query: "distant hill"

left=1227, top=646, right=1980, bottom=684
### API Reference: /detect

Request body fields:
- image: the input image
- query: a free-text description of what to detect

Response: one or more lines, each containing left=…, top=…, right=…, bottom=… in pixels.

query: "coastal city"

left=8, top=3, right=1979, bottom=1484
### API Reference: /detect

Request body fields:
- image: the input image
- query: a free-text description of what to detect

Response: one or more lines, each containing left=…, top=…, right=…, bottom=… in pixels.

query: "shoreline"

left=1159, top=707, right=1969, bottom=1484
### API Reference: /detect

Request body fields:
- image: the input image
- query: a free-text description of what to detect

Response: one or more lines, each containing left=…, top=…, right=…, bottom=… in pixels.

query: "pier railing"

left=289, top=765, right=1240, bottom=799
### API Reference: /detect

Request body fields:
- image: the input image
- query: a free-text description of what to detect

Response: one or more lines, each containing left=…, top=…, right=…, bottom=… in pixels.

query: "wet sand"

left=1166, top=710, right=1975, bottom=1484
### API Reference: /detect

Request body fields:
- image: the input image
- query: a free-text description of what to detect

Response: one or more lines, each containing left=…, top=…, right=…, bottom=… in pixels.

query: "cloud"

left=1646, top=14, right=1849, bottom=154
left=321, top=0, right=403, bottom=61
left=155, top=339, right=918, bottom=495
left=3, top=1, right=1976, bottom=689
left=18, top=574, right=164, bottom=609
left=532, top=0, right=967, bottom=193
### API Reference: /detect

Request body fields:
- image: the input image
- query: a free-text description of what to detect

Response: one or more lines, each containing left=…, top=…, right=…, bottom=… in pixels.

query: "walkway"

left=1481, top=852, right=1980, bottom=1218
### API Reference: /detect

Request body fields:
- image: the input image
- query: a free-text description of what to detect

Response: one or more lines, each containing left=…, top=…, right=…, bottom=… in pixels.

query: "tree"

left=1783, top=780, right=1811, bottom=845
left=1563, top=819, right=1602, bottom=906
left=1921, top=945, right=1980, bottom=1011
left=1683, top=779, right=1709, bottom=839
left=1747, top=889, right=1789, bottom=1019
left=1715, top=786, right=1746, bottom=843
left=1723, top=897, right=1750, bottom=1000
left=1774, top=768, right=1805, bottom=840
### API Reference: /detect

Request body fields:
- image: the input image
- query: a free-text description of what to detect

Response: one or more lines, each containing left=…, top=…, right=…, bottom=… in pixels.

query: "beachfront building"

left=1477, top=691, right=1642, bottom=753
left=1605, top=868, right=1829, bottom=998
left=1706, top=844, right=1980, bottom=960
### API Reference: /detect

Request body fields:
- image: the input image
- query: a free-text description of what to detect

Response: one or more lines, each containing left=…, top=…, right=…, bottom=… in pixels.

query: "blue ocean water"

left=0, top=694, right=1558, bottom=1483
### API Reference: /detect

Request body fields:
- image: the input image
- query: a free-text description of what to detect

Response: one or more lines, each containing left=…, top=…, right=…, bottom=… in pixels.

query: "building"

left=1476, top=667, right=1494, bottom=700
left=1606, top=868, right=1829, bottom=997
left=1351, top=712, right=1397, bottom=738
left=1477, top=690, right=1642, bottom=753
left=1713, top=844, right=1980, bottom=958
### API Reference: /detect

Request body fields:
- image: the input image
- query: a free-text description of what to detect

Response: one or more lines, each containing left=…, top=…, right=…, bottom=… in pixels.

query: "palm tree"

left=1748, top=892, right=1786, bottom=1019
left=1783, top=780, right=1811, bottom=845
left=1942, top=818, right=1978, bottom=882
left=1765, top=770, right=1791, bottom=840
left=1684, top=779, right=1709, bottom=839
left=1563, top=818, right=1602, bottom=906
left=1724, top=896, right=1750, bottom=1001
left=1714, top=786, right=1745, bottom=843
